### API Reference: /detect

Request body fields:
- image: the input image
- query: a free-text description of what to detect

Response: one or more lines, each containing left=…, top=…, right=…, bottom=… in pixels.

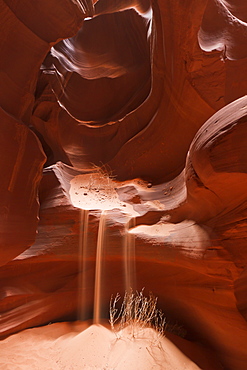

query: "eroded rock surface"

left=1, top=1, right=247, bottom=369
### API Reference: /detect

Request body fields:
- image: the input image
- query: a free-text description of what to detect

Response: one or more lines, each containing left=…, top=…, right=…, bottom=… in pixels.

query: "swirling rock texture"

left=1, top=0, right=247, bottom=369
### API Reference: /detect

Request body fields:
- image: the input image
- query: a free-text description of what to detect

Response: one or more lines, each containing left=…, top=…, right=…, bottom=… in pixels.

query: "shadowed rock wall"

left=1, top=1, right=247, bottom=369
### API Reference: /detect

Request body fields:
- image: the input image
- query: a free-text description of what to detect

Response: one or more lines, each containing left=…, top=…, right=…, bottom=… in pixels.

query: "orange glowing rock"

left=0, top=1, right=247, bottom=369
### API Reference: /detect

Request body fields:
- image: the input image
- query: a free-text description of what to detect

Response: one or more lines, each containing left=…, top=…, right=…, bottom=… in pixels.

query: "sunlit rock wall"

left=1, top=0, right=247, bottom=369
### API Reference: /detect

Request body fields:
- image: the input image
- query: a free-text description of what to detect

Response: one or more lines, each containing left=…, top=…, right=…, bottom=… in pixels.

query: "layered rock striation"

left=1, top=0, right=247, bottom=369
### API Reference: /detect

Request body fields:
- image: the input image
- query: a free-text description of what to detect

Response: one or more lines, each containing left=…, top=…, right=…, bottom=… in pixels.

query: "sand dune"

left=0, top=322, right=201, bottom=370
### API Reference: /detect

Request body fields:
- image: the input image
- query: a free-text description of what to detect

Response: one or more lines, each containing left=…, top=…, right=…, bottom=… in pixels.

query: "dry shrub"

left=88, top=164, right=116, bottom=194
left=109, top=289, right=166, bottom=339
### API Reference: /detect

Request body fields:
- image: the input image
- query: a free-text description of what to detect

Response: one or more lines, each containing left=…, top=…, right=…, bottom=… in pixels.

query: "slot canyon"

left=0, top=0, right=247, bottom=369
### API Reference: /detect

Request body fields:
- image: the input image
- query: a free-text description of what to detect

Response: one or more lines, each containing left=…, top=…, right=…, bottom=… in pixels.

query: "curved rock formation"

left=48, top=8, right=152, bottom=123
left=0, top=108, right=46, bottom=265
left=1, top=0, right=247, bottom=369
left=198, top=0, right=247, bottom=60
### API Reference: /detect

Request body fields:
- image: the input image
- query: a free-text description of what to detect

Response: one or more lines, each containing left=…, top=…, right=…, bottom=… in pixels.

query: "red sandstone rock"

left=199, top=0, right=247, bottom=60
left=0, top=1, right=247, bottom=369
left=0, top=107, right=46, bottom=265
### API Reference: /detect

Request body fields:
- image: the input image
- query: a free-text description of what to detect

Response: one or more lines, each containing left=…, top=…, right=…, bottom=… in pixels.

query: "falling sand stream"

left=93, top=210, right=106, bottom=324
left=70, top=172, right=138, bottom=324
left=78, top=209, right=136, bottom=324
left=123, top=217, right=136, bottom=294
left=78, top=209, right=89, bottom=321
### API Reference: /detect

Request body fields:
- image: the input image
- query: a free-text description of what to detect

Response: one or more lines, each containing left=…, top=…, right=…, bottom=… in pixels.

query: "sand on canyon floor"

left=0, top=322, right=201, bottom=370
